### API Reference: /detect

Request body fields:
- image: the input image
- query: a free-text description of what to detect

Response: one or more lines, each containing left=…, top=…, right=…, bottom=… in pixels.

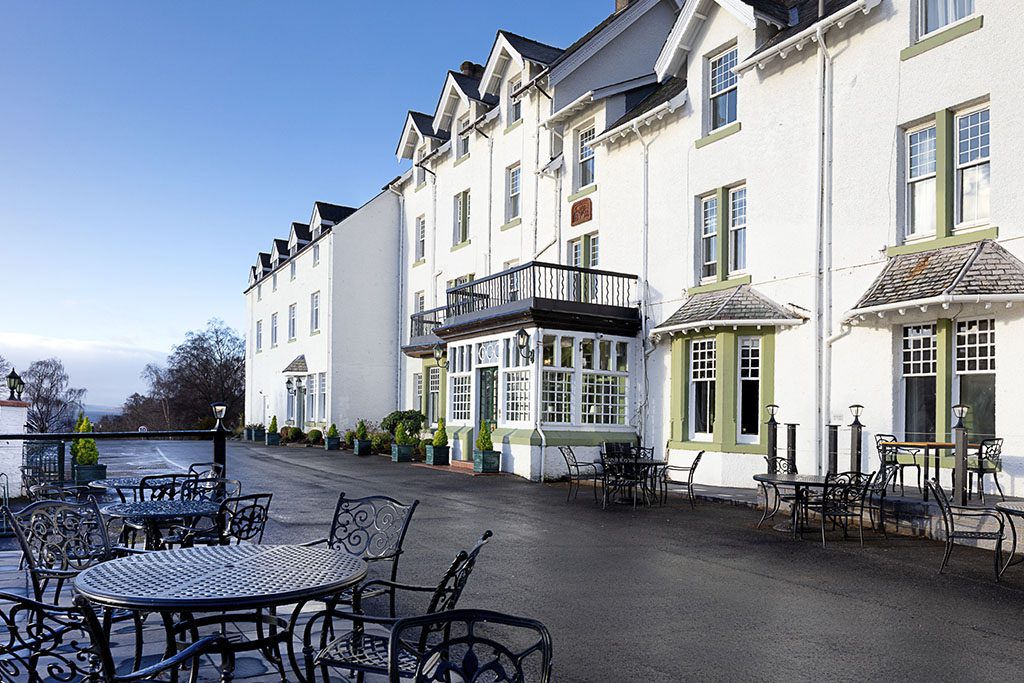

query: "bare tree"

left=0, top=355, right=10, bottom=381
left=23, top=358, right=86, bottom=433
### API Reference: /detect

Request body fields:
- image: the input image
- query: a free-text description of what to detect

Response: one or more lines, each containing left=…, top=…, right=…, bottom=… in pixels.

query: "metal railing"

left=409, top=306, right=447, bottom=342
left=445, top=261, right=638, bottom=319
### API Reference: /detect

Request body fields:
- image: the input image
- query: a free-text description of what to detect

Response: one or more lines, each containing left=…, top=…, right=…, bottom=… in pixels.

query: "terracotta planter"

left=425, top=445, right=450, bottom=466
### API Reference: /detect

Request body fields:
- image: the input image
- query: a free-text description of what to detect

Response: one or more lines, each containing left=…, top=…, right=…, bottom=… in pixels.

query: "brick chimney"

left=459, top=61, right=485, bottom=79
left=615, top=0, right=631, bottom=12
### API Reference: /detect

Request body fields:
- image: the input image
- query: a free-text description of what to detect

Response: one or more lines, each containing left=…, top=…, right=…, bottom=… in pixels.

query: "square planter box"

left=353, top=439, right=373, bottom=456
left=473, top=449, right=500, bottom=473
left=265, top=432, right=281, bottom=446
left=324, top=436, right=341, bottom=451
left=254, top=428, right=266, bottom=442
left=391, top=444, right=415, bottom=462
left=244, top=428, right=254, bottom=441
left=75, top=464, right=107, bottom=485
left=425, top=445, right=450, bottom=466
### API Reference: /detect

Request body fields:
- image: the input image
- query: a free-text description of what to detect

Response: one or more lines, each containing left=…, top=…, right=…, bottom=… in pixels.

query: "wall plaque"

left=571, top=197, right=593, bottom=226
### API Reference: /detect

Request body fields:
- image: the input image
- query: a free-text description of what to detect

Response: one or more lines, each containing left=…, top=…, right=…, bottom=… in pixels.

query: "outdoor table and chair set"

left=754, top=434, right=1022, bottom=582
left=559, top=442, right=704, bottom=510
left=1, top=464, right=554, bottom=682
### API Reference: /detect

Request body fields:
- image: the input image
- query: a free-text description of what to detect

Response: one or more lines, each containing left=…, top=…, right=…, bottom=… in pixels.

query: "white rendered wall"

left=0, top=401, right=28, bottom=496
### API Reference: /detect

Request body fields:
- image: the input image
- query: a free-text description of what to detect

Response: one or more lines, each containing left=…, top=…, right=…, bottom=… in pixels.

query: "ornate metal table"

left=995, top=501, right=1024, bottom=577
left=753, top=473, right=829, bottom=539
left=90, top=476, right=177, bottom=503
left=102, top=500, right=221, bottom=550
left=74, top=544, right=368, bottom=681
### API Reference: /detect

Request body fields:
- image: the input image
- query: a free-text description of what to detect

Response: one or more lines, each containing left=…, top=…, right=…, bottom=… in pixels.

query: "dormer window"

left=708, top=47, right=738, bottom=132
left=456, top=114, right=471, bottom=159
left=508, top=79, right=522, bottom=125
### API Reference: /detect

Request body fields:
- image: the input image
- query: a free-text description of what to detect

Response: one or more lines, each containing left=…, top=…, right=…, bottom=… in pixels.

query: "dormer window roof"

left=479, top=30, right=564, bottom=98
left=432, top=66, right=495, bottom=136
left=397, top=111, right=447, bottom=161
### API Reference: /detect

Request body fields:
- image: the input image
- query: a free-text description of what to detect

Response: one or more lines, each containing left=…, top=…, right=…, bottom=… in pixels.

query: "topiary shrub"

left=417, top=438, right=431, bottom=458
left=268, top=416, right=278, bottom=433
left=433, top=418, right=449, bottom=447
left=355, top=420, right=369, bottom=441
left=344, top=430, right=356, bottom=446
left=475, top=421, right=493, bottom=452
left=327, top=424, right=339, bottom=438
left=307, top=429, right=323, bottom=445
left=74, top=415, right=100, bottom=466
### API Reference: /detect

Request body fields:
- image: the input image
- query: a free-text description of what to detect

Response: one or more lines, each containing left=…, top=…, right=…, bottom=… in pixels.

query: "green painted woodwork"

left=687, top=275, right=751, bottom=296
left=412, top=258, right=426, bottom=268
left=695, top=121, right=741, bottom=149
left=567, top=184, right=597, bottom=203
left=935, top=319, right=953, bottom=441
left=489, top=428, right=637, bottom=447
left=667, top=327, right=775, bottom=456
left=453, top=154, right=472, bottom=167
left=715, top=186, right=729, bottom=283
left=450, top=240, right=472, bottom=253
left=500, top=217, right=522, bottom=231
left=421, top=358, right=448, bottom=433
left=886, top=226, right=997, bottom=256
left=504, top=119, right=524, bottom=135
left=900, top=15, right=983, bottom=61
left=935, top=108, right=955, bottom=238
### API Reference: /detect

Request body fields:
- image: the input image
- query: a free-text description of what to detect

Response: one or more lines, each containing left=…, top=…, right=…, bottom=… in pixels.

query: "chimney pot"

left=459, top=61, right=485, bottom=79
left=615, top=0, right=631, bottom=12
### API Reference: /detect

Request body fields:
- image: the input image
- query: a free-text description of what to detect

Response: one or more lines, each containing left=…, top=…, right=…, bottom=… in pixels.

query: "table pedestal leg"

left=922, top=447, right=931, bottom=501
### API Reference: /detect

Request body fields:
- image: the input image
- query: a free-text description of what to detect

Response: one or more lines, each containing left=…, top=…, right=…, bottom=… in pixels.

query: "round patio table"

left=753, top=473, right=829, bottom=539
left=102, top=500, right=221, bottom=550
left=995, top=501, right=1024, bottom=576
left=74, top=544, right=367, bottom=682
left=90, top=476, right=179, bottom=503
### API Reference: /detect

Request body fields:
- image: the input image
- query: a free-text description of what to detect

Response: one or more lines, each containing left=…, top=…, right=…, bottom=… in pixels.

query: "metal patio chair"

left=927, top=478, right=1009, bottom=581
left=863, top=466, right=901, bottom=536
left=305, top=493, right=419, bottom=617
left=388, top=608, right=553, bottom=683
left=875, top=433, right=921, bottom=495
left=0, top=590, right=234, bottom=682
left=599, top=449, right=643, bottom=510
left=659, top=450, right=704, bottom=508
left=181, top=477, right=242, bottom=504
left=757, top=456, right=799, bottom=529
left=188, top=461, right=225, bottom=479
left=968, top=438, right=1005, bottom=503
left=306, top=531, right=493, bottom=683
left=28, top=482, right=96, bottom=503
left=558, top=445, right=601, bottom=503
left=138, top=473, right=197, bottom=501
left=804, top=471, right=872, bottom=548
left=168, top=493, right=273, bottom=547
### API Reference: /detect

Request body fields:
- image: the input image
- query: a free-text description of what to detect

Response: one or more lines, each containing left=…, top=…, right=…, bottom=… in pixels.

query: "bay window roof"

left=652, top=285, right=803, bottom=335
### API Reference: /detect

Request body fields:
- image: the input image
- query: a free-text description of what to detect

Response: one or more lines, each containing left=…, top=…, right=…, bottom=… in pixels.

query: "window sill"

left=695, top=122, right=741, bottom=149
left=567, top=184, right=597, bottom=203
left=688, top=274, right=751, bottom=296
left=500, top=217, right=522, bottom=231
left=415, top=182, right=427, bottom=192
left=886, top=226, right=998, bottom=256
left=450, top=240, right=472, bottom=253
left=288, top=339, right=297, bottom=344
left=504, top=119, right=524, bottom=135
left=901, top=15, right=983, bottom=61
left=412, top=258, right=426, bottom=268
left=668, top=440, right=768, bottom=455
left=454, top=154, right=472, bottom=167
left=310, top=330, right=320, bottom=336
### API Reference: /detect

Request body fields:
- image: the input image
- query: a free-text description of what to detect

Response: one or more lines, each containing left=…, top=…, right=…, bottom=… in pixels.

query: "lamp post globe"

left=6, top=369, right=20, bottom=401
left=952, top=403, right=969, bottom=430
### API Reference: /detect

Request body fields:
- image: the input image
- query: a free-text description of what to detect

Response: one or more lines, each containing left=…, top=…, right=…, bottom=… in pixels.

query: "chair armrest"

left=352, top=578, right=435, bottom=612
left=948, top=506, right=1005, bottom=524
left=301, top=538, right=329, bottom=547
left=117, top=634, right=234, bottom=681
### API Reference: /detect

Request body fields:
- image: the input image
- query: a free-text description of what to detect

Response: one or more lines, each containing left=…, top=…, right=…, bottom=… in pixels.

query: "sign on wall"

left=571, top=198, right=592, bottom=227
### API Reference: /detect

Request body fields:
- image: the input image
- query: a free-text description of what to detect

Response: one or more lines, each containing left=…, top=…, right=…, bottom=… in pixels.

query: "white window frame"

left=310, top=291, right=320, bottom=333
left=456, top=114, right=471, bottom=159
left=271, top=313, right=278, bottom=347
left=415, top=146, right=428, bottom=185
left=708, top=46, right=738, bottom=133
left=428, top=366, right=442, bottom=426
left=577, top=126, right=596, bottom=190
left=290, top=260, right=296, bottom=280
left=581, top=340, right=629, bottom=426
left=688, top=338, right=717, bottom=441
left=272, top=273, right=278, bottom=291
left=305, top=374, right=315, bottom=423
left=952, top=317, right=996, bottom=438
left=414, top=291, right=425, bottom=313
left=905, top=122, right=938, bottom=241
left=917, top=0, right=976, bottom=41
left=728, top=186, right=747, bottom=274
left=288, top=304, right=296, bottom=341
left=415, top=215, right=426, bottom=261
left=257, top=284, right=262, bottom=302
left=312, top=244, right=320, bottom=266
left=508, top=78, right=522, bottom=125
left=736, top=336, right=760, bottom=444
left=412, top=372, right=423, bottom=411
left=700, top=195, right=718, bottom=282
left=506, top=163, right=521, bottom=222
left=255, top=320, right=263, bottom=353
left=954, top=104, right=990, bottom=229
left=453, top=190, right=470, bottom=245
left=318, top=372, right=327, bottom=422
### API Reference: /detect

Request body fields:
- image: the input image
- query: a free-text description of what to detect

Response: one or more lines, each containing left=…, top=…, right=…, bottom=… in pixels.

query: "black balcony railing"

left=446, top=261, right=638, bottom=319
left=409, top=306, right=447, bottom=342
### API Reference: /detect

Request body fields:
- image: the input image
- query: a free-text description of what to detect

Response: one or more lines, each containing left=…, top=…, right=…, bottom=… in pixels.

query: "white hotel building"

left=247, top=0, right=1024, bottom=494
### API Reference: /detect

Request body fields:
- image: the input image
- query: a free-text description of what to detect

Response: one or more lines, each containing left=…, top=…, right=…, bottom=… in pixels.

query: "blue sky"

left=0, top=1, right=611, bottom=405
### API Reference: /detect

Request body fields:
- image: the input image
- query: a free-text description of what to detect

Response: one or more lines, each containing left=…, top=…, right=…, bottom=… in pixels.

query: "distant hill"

left=83, top=404, right=121, bottom=422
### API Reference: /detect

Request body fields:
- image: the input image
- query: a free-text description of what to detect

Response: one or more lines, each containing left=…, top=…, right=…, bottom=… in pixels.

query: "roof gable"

left=655, top=0, right=767, bottom=81
left=396, top=110, right=442, bottom=160
left=312, top=201, right=356, bottom=226
left=653, top=284, right=803, bottom=334
left=479, top=30, right=563, bottom=97
left=432, top=71, right=495, bottom=133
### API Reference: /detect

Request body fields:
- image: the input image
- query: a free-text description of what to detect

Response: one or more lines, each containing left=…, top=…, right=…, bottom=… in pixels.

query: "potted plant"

left=344, top=430, right=356, bottom=448
left=353, top=420, right=372, bottom=456
left=426, top=418, right=450, bottom=466
left=307, top=428, right=323, bottom=447
left=243, top=423, right=254, bottom=440
left=391, top=422, right=416, bottom=462
left=265, top=416, right=281, bottom=446
left=473, top=421, right=500, bottom=473
left=254, top=423, right=266, bottom=441
left=325, top=424, right=342, bottom=451
left=72, top=415, right=106, bottom=484
left=371, top=430, right=393, bottom=455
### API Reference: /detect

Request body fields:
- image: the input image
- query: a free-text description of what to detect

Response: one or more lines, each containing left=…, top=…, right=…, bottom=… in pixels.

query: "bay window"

left=582, top=340, right=628, bottom=425
left=737, top=337, right=760, bottom=442
left=956, top=318, right=995, bottom=439
left=902, top=325, right=937, bottom=442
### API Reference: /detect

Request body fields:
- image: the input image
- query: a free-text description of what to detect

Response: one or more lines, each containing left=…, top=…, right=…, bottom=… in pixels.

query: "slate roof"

left=606, top=76, right=687, bottom=131
left=291, top=222, right=311, bottom=242
left=314, top=201, right=357, bottom=224
left=257, top=252, right=271, bottom=269
left=450, top=71, right=498, bottom=106
left=748, top=0, right=858, bottom=59
left=743, top=0, right=794, bottom=26
left=548, top=4, right=626, bottom=72
left=852, top=240, right=1024, bottom=312
left=283, top=355, right=307, bottom=374
left=500, top=30, right=564, bottom=65
left=654, top=285, right=802, bottom=332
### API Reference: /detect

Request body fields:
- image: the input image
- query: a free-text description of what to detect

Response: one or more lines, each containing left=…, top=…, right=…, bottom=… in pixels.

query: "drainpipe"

left=430, top=166, right=440, bottom=308
left=632, top=122, right=653, bottom=444
left=533, top=327, right=548, bottom=481
left=388, top=184, right=406, bottom=411
left=487, top=133, right=495, bottom=275
left=813, top=21, right=835, bottom=474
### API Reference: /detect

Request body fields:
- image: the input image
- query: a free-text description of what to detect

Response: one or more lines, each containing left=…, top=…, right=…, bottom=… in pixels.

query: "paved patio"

left=8, top=439, right=1024, bottom=681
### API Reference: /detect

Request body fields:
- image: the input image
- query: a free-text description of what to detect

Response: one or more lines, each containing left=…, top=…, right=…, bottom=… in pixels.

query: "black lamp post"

left=6, top=369, right=21, bottom=401
left=952, top=403, right=969, bottom=430
left=210, top=401, right=228, bottom=491
left=211, top=402, right=227, bottom=430
left=515, top=328, right=535, bottom=364
left=849, top=404, right=864, bottom=473
left=432, top=343, right=449, bottom=370
left=766, top=404, right=779, bottom=471
left=952, top=404, right=969, bottom=504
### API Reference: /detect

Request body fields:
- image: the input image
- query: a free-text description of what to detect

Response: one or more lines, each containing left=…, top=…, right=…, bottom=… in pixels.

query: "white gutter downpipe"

left=388, top=184, right=406, bottom=411
left=633, top=122, right=653, bottom=445
left=533, top=327, right=548, bottom=482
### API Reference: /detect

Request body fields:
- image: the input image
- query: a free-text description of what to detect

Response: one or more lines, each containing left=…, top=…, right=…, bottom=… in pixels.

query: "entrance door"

left=478, top=367, right=498, bottom=427
left=296, top=386, right=306, bottom=427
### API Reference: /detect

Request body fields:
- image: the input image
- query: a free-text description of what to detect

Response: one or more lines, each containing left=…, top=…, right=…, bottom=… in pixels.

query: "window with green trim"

left=918, top=0, right=975, bottom=39
left=737, top=336, right=760, bottom=443
left=689, top=338, right=716, bottom=440
left=699, top=196, right=718, bottom=281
